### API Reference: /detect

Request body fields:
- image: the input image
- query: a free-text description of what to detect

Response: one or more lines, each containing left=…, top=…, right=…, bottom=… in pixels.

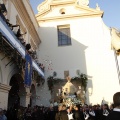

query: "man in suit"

left=106, top=92, right=120, bottom=120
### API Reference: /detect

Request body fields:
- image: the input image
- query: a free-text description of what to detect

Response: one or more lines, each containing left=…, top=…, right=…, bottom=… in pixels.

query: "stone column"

left=26, top=93, right=31, bottom=107
left=19, top=88, right=31, bottom=107
left=25, top=87, right=31, bottom=107
left=0, top=83, right=11, bottom=109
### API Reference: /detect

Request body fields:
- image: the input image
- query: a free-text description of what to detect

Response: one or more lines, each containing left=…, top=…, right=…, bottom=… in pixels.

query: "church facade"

left=0, top=0, right=120, bottom=109
left=36, top=0, right=120, bottom=106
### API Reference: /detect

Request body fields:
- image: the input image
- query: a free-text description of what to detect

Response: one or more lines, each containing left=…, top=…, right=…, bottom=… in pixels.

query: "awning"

left=0, top=16, right=44, bottom=77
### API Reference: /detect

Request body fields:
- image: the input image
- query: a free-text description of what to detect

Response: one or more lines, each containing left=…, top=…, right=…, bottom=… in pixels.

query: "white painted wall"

left=36, top=81, right=51, bottom=106
left=37, top=16, right=120, bottom=105
left=0, top=1, right=40, bottom=109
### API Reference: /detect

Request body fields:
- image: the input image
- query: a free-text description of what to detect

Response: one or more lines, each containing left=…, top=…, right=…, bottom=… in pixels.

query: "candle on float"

left=79, top=86, right=81, bottom=89
left=58, top=89, right=61, bottom=93
left=62, top=86, right=64, bottom=90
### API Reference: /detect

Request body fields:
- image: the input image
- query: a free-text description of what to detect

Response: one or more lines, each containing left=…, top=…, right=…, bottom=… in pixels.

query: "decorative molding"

left=11, top=0, right=41, bottom=48
left=36, top=0, right=103, bottom=23
left=37, top=0, right=52, bottom=14
left=0, top=83, right=11, bottom=93
left=26, top=92, right=32, bottom=98
left=77, top=0, right=89, bottom=6
left=37, top=12, right=103, bottom=22
left=36, top=0, right=76, bottom=17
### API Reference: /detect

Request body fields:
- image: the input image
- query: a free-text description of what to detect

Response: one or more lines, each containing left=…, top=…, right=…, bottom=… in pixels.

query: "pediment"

left=36, top=0, right=103, bottom=22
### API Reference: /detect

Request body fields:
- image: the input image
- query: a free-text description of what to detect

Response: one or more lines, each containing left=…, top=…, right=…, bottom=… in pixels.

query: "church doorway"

left=8, top=74, right=26, bottom=109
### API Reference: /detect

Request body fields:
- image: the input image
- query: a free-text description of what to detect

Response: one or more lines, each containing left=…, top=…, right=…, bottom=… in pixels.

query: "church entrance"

left=8, top=74, right=26, bottom=109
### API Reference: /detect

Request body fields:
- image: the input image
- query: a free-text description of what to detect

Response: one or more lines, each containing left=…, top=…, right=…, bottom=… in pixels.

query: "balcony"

left=0, top=16, right=44, bottom=78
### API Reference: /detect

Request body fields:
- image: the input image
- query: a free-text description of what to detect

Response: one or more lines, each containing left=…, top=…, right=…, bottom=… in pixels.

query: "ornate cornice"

left=36, top=0, right=103, bottom=23
left=37, top=12, right=103, bottom=22
left=11, top=0, right=41, bottom=48
left=26, top=93, right=32, bottom=97
left=0, top=83, right=11, bottom=93
left=36, top=0, right=76, bottom=17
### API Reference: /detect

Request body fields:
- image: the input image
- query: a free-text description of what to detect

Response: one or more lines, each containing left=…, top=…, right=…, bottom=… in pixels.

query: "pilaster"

left=0, top=83, right=11, bottom=93
left=0, top=83, right=11, bottom=109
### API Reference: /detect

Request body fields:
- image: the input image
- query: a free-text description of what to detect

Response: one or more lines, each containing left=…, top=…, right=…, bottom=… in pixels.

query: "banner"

left=24, top=51, right=32, bottom=87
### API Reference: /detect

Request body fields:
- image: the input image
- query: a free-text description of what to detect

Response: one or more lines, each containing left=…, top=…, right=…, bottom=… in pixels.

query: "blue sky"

left=30, top=0, right=120, bottom=29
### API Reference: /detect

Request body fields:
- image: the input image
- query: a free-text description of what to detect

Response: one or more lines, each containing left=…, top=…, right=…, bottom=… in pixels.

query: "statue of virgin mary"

left=62, top=76, right=77, bottom=96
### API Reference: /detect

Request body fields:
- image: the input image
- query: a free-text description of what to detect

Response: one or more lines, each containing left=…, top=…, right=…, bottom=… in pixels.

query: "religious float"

left=48, top=75, right=87, bottom=107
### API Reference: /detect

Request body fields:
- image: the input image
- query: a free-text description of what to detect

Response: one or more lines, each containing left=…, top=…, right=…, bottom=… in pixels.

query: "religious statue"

left=61, top=76, right=81, bottom=106
left=55, top=76, right=86, bottom=106
left=62, top=76, right=77, bottom=96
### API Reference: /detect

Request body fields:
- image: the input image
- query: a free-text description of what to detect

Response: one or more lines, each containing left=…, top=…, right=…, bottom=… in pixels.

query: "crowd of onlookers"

left=0, top=92, right=120, bottom=120
left=0, top=102, right=116, bottom=120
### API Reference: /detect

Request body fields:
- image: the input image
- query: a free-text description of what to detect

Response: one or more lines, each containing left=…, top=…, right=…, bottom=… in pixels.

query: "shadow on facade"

left=38, top=26, right=94, bottom=105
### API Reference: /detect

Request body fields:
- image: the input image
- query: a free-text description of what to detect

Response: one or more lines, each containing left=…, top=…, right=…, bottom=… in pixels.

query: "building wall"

left=0, top=0, right=41, bottom=109
left=37, top=13, right=120, bottom=105
left=0, top=91, right=9, bottom=110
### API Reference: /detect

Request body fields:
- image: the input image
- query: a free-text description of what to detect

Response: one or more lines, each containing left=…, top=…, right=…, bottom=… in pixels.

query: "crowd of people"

left=0, top=92, right=120, bottom=120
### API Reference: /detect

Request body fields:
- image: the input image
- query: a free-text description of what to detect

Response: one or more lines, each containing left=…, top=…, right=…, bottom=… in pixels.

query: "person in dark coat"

left=31, top=108, right=39, bottom=120
left=89, top=106, right=96, bottom=120
left=67, top=106, right=74, bottom=120
left=106, top=92, right=120, bottom=120
left=100, top=104, right=110, bottom=120
left=24, top=108, right=32, bottom=120
left=73, top=105, right=82, bottom=120
left=47, top=107, right=56, bottom=120
left=55, top=105, right=63, bottom=120
left=59, top=105, right=68, bottom=120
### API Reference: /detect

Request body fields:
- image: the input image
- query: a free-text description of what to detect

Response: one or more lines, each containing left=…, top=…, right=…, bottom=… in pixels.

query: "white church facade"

left=0, top=0, right=120, bottom=109
left=36, top=0, right=120, bottom=106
